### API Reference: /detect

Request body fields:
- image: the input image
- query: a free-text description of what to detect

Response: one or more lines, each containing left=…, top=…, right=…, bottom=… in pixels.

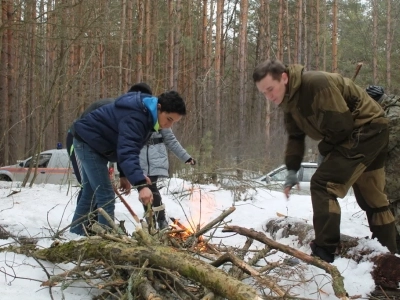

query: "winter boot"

left=310, top=241, right=334, bottom=263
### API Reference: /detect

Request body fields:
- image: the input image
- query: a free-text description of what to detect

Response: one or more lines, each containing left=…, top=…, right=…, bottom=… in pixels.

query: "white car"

left=0, top=149, right=77, bottom=185
left=258, top=162, right=317, bottom=194
left=258, top=162, right=353, bottom=196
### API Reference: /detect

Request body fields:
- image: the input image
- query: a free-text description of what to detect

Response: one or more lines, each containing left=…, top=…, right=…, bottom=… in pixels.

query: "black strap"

left=371, top=206, right=390, bottom=213
left=147, top=137, right=164, bottom=145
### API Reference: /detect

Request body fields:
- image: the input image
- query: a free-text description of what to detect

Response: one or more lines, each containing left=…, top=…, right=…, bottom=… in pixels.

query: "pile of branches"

left=2, top=204, right=400, bottom=300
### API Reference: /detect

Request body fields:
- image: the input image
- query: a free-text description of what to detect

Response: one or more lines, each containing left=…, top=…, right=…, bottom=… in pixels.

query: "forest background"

left=0, top=0, right=399, bottom=179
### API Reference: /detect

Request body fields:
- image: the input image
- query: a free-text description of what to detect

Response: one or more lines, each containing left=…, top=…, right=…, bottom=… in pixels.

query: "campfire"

left=167, top=217, right=209, bottom=252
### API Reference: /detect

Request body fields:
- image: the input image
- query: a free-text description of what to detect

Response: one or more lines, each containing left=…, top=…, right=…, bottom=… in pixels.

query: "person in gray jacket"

left=140, top=129, right=195, bottom=229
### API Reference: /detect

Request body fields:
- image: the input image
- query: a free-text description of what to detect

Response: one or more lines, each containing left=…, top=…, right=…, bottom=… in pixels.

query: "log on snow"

left=32, top=237, right=262, bottom=300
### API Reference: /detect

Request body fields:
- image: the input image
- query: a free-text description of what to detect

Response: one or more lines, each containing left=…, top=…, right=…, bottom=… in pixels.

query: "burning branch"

left=182, top=206, right=236, bottom=248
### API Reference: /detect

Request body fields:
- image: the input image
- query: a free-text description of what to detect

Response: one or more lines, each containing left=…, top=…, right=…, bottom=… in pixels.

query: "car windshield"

left=25, top=153, right=52, bottom=168
left=270, top=168, right=288, bottom=181
left=302, top=166, right=317, bottom=182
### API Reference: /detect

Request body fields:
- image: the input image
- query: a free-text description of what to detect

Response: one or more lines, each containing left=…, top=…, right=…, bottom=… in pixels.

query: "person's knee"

left=311, top=176, right=347, bottom=199
left=310, top=175, right=325, bottom=193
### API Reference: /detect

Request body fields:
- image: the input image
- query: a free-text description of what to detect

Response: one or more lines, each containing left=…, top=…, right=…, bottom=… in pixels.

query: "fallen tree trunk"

left=30, top=237, right=262, bottom=300
left=265, top=217, right=359, bottom=249
left=264, top=217, right=400, bottom=291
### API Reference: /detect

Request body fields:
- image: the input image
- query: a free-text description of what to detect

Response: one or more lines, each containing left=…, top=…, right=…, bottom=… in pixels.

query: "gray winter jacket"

left=139, top=128, right=191, bottom=177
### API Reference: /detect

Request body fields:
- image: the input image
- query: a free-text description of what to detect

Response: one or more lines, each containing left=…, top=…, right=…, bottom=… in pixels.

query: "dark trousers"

left=66, top=131, right=82, bottom=202
left=389, top=201, right=400, bottom=253
left=142, top=176, right=166, bottom=222
left=311, top=118, right=397, bottom=253
left=70, top=139, right=114, bottom=235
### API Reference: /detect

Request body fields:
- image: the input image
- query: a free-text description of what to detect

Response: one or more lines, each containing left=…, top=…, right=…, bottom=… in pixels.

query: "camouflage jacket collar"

left=380, top=94, right=400, bottom=110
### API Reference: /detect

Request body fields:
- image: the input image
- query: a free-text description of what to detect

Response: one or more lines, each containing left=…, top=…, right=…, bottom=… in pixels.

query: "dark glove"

left=284, top=170, right=299, bottom=189
left=185, top=158, right=196, bottom=165
left=318, top=140, right=334, bottom=157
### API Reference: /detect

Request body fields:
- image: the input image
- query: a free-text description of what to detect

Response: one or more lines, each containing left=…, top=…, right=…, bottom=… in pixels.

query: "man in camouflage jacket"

left=253, top=59, right=398, bottom=262
left=367, top=86, right=400, bottom=252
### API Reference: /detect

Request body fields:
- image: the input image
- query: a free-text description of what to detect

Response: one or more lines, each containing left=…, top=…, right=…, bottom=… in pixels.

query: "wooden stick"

left=223, top=225, right=349, bottom=300
left=113, top=186, right=140, bottom=223
left=194, top=206, right=236, bottom=238
left=351, top=62, right=363, bottom=81
left=98, top=208, right=121, bottom=234
left=211, top=252, right=286, bottom=297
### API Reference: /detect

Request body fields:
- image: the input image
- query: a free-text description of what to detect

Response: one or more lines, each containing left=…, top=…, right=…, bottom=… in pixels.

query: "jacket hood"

left=114, top=93, right=159, bottom=130
left=283, top=64, right=305, bottom=105
left=142, top=96, right=159, bottom=130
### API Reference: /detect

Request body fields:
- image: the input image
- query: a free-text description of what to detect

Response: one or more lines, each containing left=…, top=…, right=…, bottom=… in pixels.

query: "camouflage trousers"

left=312, top=118, right=398, bottom=254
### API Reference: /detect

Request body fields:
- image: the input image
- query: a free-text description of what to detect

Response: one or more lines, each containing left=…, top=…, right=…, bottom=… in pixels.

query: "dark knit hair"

left=253, top=59, right=286, bottom=82
left=157, top=91, right=186, bottom=115
left=128, top=82, right=152, bottom=95
left=366, top=85, right=384, bottom=102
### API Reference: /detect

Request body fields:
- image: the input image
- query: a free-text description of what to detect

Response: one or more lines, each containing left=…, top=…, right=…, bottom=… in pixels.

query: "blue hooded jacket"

left=73, top=92, right=158, bottom=185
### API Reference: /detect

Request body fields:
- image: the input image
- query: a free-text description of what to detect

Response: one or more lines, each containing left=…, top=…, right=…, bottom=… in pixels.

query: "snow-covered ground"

left=0, top=178, right=394, bottom=299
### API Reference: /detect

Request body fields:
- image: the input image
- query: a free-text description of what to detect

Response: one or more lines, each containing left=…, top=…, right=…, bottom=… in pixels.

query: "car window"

left=302, top=166, right=317, bottom=182
left=25, top=154, right=52, bottom=168
left=270, top=168, right=288, bottom=181
left=51, top=151, right=69, bottom=168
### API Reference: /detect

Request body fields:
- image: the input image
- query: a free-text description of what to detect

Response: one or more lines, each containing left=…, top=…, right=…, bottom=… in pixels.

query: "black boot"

left=157, top=219, right=169, bottom=230
left=310, top=241, right=334, bottom=263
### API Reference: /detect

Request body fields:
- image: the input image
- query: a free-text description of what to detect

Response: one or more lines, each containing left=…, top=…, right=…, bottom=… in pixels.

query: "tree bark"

left=331, top=0, right=338, bottom=72
left=372, top=0, right=378, bottom=84
left=172, top=0, right=181, bottom=91
left=167, top=0, right=174, bottom=89
left=0, top=0, right=12, bottom=165
left=385, top=0, right=392, bottom=92
left=277, top=0, right=284, bottom=60
left=238, top=0, right=248, bottom=166
left=214, top=0, right=223, bottom=143
left=144, top=0, right=151, bottom=81
left=135, top=0, right=143, bottom=83
left=295, top=0, right=302, bottom=63
left=315, top=0, right=320, bottom=69
left=125, top=0, right=133, bottom=86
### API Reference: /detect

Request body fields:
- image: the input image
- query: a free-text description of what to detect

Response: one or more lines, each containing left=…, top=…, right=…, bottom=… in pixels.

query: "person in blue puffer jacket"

left=66, top=83, right=152, bottom=205
left=69, top=90, right=186, bottom=235
left=140, top=129, right=195, bottom=230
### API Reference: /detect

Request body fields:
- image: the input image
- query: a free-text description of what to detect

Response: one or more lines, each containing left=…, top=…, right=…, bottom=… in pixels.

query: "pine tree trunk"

left=135, top=0, right=143, bottom=83
left=214, top=0, right=223, bottom=142
left=386, top=0, right=392, bottom=92
left=277, top=0, right=284, bottom=60
left=315, top=0, right=320, bottom=69
left=331, top=0, right=338, bottom=72
left=238, top=0, right=248, bottom=165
